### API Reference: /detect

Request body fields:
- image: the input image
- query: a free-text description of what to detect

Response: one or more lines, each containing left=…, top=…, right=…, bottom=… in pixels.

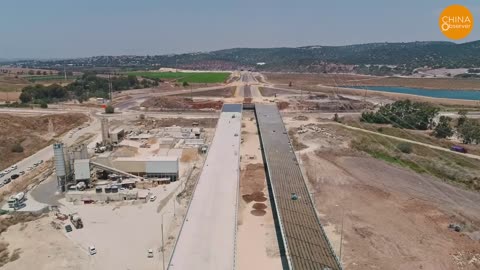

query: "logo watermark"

left=439, top=5, right=474, bottom=40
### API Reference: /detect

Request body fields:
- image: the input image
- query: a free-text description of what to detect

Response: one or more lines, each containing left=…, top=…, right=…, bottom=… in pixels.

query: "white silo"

left=53, top=143, right=70, bottom=192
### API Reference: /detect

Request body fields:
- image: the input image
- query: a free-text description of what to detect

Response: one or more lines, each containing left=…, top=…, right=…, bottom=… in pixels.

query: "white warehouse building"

left=112, top=157, right=179, bottom=181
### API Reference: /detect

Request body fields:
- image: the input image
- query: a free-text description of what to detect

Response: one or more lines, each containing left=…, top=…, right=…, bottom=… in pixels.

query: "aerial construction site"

left=0, top=68, right=479, bottom=270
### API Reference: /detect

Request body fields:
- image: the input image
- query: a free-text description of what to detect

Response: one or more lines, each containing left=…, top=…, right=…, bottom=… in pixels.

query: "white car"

left=148, top=249, right=154, bottom=258
left=150, top=195, right=157, bottom=202
left=89, top=246, right=97, bottom=255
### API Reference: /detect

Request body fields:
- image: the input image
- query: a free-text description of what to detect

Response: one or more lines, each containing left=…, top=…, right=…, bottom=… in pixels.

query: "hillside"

left=6, top=41, right=480, bottom=74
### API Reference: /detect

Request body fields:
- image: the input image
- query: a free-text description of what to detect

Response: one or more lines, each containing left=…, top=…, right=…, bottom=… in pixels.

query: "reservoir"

left=348, top=86, right=480, bottom=100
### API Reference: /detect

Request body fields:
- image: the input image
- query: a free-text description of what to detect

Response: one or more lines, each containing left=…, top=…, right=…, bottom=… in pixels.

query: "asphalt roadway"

left=168, top=104, right=242, bottom=270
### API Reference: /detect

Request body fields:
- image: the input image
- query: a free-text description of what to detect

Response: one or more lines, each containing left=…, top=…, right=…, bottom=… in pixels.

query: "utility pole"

left=339, top=207, right=345, bottom=266
left=108, top=73, right=113, bottom=102
left=63, top=64, right=67, bottom=82
left=161, top=216, right=165, bottom=270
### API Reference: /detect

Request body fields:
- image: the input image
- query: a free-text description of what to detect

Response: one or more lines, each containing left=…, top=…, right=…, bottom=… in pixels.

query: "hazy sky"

left=1, top=0, right=479, bottom=58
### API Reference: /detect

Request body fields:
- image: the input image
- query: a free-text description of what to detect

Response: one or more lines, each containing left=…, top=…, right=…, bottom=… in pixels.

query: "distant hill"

left=7, top=41, right=480, bottom=75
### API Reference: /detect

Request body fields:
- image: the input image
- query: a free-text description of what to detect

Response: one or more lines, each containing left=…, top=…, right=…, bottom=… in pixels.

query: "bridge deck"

left=168, top=104, right=242, bottom=270
left=255, top=104, right=341, bottom=270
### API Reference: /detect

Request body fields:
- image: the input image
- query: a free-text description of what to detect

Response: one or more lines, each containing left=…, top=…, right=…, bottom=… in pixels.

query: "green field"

left=22, top=75, right=81, bottom=82
left=128, top=72, right=231, bottom=83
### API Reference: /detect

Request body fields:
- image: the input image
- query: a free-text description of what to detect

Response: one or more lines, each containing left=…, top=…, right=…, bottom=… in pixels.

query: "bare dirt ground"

left=141, top=96, right=223, bottom=111
left=0, top=92, right=21, bottom=102
left=283, top=115, right=480, bottom=270
left=134, top=117, right=218, bottom=128
left=174, top=86, right=236, bottom=98
left=0, top=213, right=90, bottom=270
left=264, top=73, right=480, bottom=90
left=259, top=87, right=298, bottom=97
left=112, top=83, right=178, bottom=99
left=0, top=113, right=89, bottom=170
left=237, top=112, right=282, bottom=270
left=0, top=75, right=29, bottom=101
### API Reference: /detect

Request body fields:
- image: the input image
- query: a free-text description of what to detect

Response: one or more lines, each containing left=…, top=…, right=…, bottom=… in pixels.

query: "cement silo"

left=53, top=143, right=70, bottom=192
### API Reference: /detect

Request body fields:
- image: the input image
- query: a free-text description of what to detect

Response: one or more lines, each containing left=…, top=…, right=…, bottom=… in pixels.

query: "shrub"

left=105, top=105, right=114, bottom=114
left=11, top=143, right=24, bottom=153
left=39, top=101, right=48, bottom=108
left=396, top=142, right=412, bottom=154
left=182, top=81, right=189, bottom=87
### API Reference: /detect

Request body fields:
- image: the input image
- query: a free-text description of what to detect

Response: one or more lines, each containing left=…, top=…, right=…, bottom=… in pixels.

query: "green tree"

left=457, top=110, right=468, bottom=127
left=182, top=81, right=189, bottom=87
left=458, top=119, right=480, bottom=144
left=19, top=91, right=32, bottom=103
left=105, top=105, right=115, bottom=114
left=39, top=101, right=48, bottom=108
left=361, top=100, right=438, bottom=130
left=432, top=116, right=453, bottom=138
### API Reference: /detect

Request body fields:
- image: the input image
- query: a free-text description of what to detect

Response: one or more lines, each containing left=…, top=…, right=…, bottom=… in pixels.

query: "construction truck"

left=70, top=214, right=84, bottom=229
left=7, top=192, right=26, bottom=209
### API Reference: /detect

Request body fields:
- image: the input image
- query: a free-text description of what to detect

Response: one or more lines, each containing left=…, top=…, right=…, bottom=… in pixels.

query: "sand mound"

left=250, top=210, right=267, bottom=216
left=252, top=203, right=267, bottom=210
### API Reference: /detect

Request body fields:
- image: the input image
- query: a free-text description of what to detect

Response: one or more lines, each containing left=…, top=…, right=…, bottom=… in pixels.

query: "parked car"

left=150, top=195, right=157, bottom=202
left=10, top=174, right=19, bottom=180
left=3, top=179, right=11, bottom=185
left=89, top=246, right=97, bottom=255
left=19, top=171, right=25, bottom=175
left=65, top=225, right=73, bottom=233
left=148, top=249, right=154, bottom=258
left=451, top=145, right=467, bottom=153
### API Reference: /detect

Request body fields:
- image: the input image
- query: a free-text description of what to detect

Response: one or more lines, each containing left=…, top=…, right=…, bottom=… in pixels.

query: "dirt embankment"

left=174, top=87, right=236, bottom=98
left=141, top=96, right=223, bottom=111
left=0, top=113, right=88, bottom=170
left=283, top=118, right=480, bottom=270
left=135, top=117, right=218, bottom=129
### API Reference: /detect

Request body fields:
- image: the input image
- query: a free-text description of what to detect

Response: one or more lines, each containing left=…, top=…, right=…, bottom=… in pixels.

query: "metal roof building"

left=112, top=156, right=179, bottom=181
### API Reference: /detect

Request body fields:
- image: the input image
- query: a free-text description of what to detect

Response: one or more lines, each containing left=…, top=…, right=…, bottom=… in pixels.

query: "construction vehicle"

left=70, top=214, right=84, bottom=229
left=7, top=192, right=25, bottom=209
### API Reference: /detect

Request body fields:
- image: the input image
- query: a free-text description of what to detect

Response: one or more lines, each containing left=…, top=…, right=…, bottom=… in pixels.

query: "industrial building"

left=109, top=127, right=125, bottom=143
left=74, top=159, right=91, bottom=182
left=112, top=156, right=179, bottom=181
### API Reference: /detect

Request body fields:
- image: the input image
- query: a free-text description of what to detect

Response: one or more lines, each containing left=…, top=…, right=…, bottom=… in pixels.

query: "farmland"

left=128, top=71, right=231, bottom=83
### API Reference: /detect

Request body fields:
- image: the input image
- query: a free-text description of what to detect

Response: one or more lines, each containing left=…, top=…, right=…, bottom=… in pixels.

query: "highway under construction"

left=255, top=104, right=341, bottom=270
left=168, top=101, right=341, bottom=270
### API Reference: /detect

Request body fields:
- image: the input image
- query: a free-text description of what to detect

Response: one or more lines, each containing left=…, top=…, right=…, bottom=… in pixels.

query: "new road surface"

left=168, top=104, right=242, bottom=270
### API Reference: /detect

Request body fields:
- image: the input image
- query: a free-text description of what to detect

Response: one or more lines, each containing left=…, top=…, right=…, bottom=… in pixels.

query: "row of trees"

left=19, top=84, right=68, bottom=103
left=361, top=100, right=438, bottom=130
left=361, top=101, right=480, bottom=144
left=19, top=73, right=159, bottom=104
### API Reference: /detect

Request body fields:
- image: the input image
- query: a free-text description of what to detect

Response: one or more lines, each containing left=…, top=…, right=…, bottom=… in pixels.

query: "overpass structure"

left=255, top=104, right=342, bottom=270
left=168, top=104, right=242, bottom=270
